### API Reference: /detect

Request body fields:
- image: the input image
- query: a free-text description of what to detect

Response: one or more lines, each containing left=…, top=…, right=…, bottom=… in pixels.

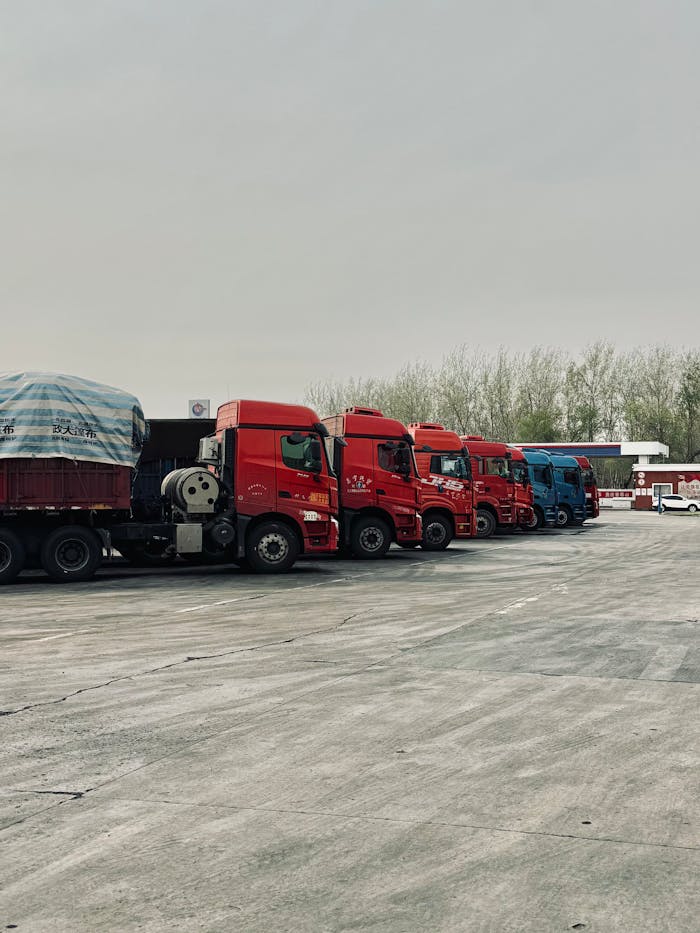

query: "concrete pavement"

left=1, top=512, right=698, bottom=931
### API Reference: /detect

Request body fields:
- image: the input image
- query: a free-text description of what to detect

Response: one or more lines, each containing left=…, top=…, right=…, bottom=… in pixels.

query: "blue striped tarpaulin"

left=0, top=372, right=147, bottom=467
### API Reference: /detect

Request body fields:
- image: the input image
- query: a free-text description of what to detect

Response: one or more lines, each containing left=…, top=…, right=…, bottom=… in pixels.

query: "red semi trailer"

left=0, top=382, right=338, bottom=582
left=407, top=422, right=475, bottom=549
left=322, top=407, right=422, bottom=558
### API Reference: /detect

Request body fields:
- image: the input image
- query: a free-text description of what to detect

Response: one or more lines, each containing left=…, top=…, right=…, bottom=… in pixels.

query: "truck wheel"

left=350, top=516, right=391, bottom=559
left=0, top=528, right=26, bottom=585
left=246, top=522, right=299, bottom=573
left=422, top=514, right=452, bottom=551
left=41, top=526, right=102, bottom=582
left=556, top=506, right=572, bottom=528
left=475, top=509, right=496, bottom=538
left=520, top=509, right=543, bottom=533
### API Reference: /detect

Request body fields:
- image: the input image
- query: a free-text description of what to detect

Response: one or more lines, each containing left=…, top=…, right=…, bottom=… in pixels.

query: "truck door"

left=274, top=430, right=330, bottom=517
left=374, top=440, right=419, bottom=515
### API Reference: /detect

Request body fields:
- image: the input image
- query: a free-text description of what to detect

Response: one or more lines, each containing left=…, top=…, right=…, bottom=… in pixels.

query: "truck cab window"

left=378, top=443, right=412, bottom=474
left=511, top=462, right=528, bottom=484
left=281, top=435, right=323, bottom=473
left=484, top=457, right=510, bottom=478
left=532, top=465, right=553, bottom=487
left=562, top=468, right=580, bottom=486
left=430, top=454, right=470, bottom=479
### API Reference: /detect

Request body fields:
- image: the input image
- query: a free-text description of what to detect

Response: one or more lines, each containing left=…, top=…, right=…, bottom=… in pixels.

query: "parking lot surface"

left=1, top=511, right=698, bottom=932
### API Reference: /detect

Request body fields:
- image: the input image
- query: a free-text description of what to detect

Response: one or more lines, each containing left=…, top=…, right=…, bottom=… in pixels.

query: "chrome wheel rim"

left=425, top=522, right=447, bottom=545
left=257, top=532, right=289, bottom=563
left=359, top=526, right=384, bottom=552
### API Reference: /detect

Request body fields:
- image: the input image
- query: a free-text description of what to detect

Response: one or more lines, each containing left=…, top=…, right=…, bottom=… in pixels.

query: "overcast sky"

left=2, top=1, right=699, bottom=416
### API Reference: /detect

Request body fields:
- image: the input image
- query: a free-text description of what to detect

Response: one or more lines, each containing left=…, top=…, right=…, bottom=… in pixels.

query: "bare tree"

left=565, top=340, right=619, bottom=442
left=677, top=352, right=700, bottom=460
left=514, top=346, right=566, bottom=442
left=435, top=345, right=485, bottom=435
left=479, top=348, right=517, bottom=440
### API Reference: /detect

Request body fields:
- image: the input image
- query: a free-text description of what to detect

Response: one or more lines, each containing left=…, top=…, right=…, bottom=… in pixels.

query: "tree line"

left=305, top=342, right=700, bottom=487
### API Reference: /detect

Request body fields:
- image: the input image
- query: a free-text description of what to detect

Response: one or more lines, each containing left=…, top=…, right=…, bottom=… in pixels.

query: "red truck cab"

left=207, top=400, right=339, bottom=571
left=574, top=455, right=600, bottom=518
left=322, top=407, right=422, bottom=558
left=507, top=446, right=536, bottom=529
left=408, top=422, right=475, bottom=549
left=461, top=435, right=523, bottom=537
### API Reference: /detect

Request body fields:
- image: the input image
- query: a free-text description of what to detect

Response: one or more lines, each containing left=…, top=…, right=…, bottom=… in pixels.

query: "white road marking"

left=496, top=595, right=540, bottom=615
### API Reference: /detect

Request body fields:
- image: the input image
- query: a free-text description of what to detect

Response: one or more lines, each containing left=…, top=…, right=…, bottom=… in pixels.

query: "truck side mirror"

left=287, top=432, right=306, bottom=445
left=309, top=439, right=322, bottom=463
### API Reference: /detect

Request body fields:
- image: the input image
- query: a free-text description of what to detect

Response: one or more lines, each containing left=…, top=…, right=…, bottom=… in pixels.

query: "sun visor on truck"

left=0, top=371, right=147, bottom=467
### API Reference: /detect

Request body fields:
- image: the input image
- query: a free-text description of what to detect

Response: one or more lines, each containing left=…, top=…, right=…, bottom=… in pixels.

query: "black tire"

left=245, top=522, right=299, bottom=573
left=520, top=508, right=543, bottom=533
left=0, top=527, right=26, bottom=585
left=350, top=515, right=391, bottom=559
left=475, top=509, right=496, bottom=538
left=40, top=525, right=102, bottom=583
left=688, top=504, right=698, bottom=513
left=556, top=506, right=572, bottom=528
left=422, top=514, right=452, bottom=551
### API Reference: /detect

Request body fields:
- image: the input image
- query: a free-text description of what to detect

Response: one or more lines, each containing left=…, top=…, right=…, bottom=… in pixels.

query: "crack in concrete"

left=0, top=613, right=363, bottom=718
left=406, top=662, right=700, bottom=687
left=89, top=795, right=700, bottom=854
left=14, top=789, right=88, bottom=800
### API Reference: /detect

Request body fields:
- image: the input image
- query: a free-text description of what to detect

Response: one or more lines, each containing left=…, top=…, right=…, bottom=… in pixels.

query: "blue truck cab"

left=548, top=453, right=586, bottom=527
left=521, top=450, right=557, bottom=529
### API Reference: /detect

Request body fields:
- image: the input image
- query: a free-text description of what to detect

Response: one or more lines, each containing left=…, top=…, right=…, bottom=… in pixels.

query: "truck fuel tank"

left=161, top=468, right=223, bottom=515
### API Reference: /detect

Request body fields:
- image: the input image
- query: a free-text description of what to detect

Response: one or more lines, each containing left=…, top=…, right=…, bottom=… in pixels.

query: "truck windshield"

left=322, top=436, right=337, bottom=478
left=581, top=468, right=595, bottom=485
left=429, top=453, right=471, bottom=480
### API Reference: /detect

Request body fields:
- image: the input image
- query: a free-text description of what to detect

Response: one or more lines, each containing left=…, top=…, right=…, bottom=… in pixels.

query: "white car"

left=651, top=494, right=700, bottom=512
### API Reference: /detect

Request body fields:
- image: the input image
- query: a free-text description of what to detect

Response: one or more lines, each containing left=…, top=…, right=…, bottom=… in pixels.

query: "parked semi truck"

left=0, top=373, right=338, bottom=583
left=322, top=407, right=422, bottom=558
left=574, top=455, right=600, bottom=519
left=407, top=422, right=475, bottom=549
left=520, top=449, right=558, bottom=529
left=520, top=448, right=586, bottom=527
left=506, top=447, right=536, bottom=531
left=460, top=436, right=532, bottom=537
